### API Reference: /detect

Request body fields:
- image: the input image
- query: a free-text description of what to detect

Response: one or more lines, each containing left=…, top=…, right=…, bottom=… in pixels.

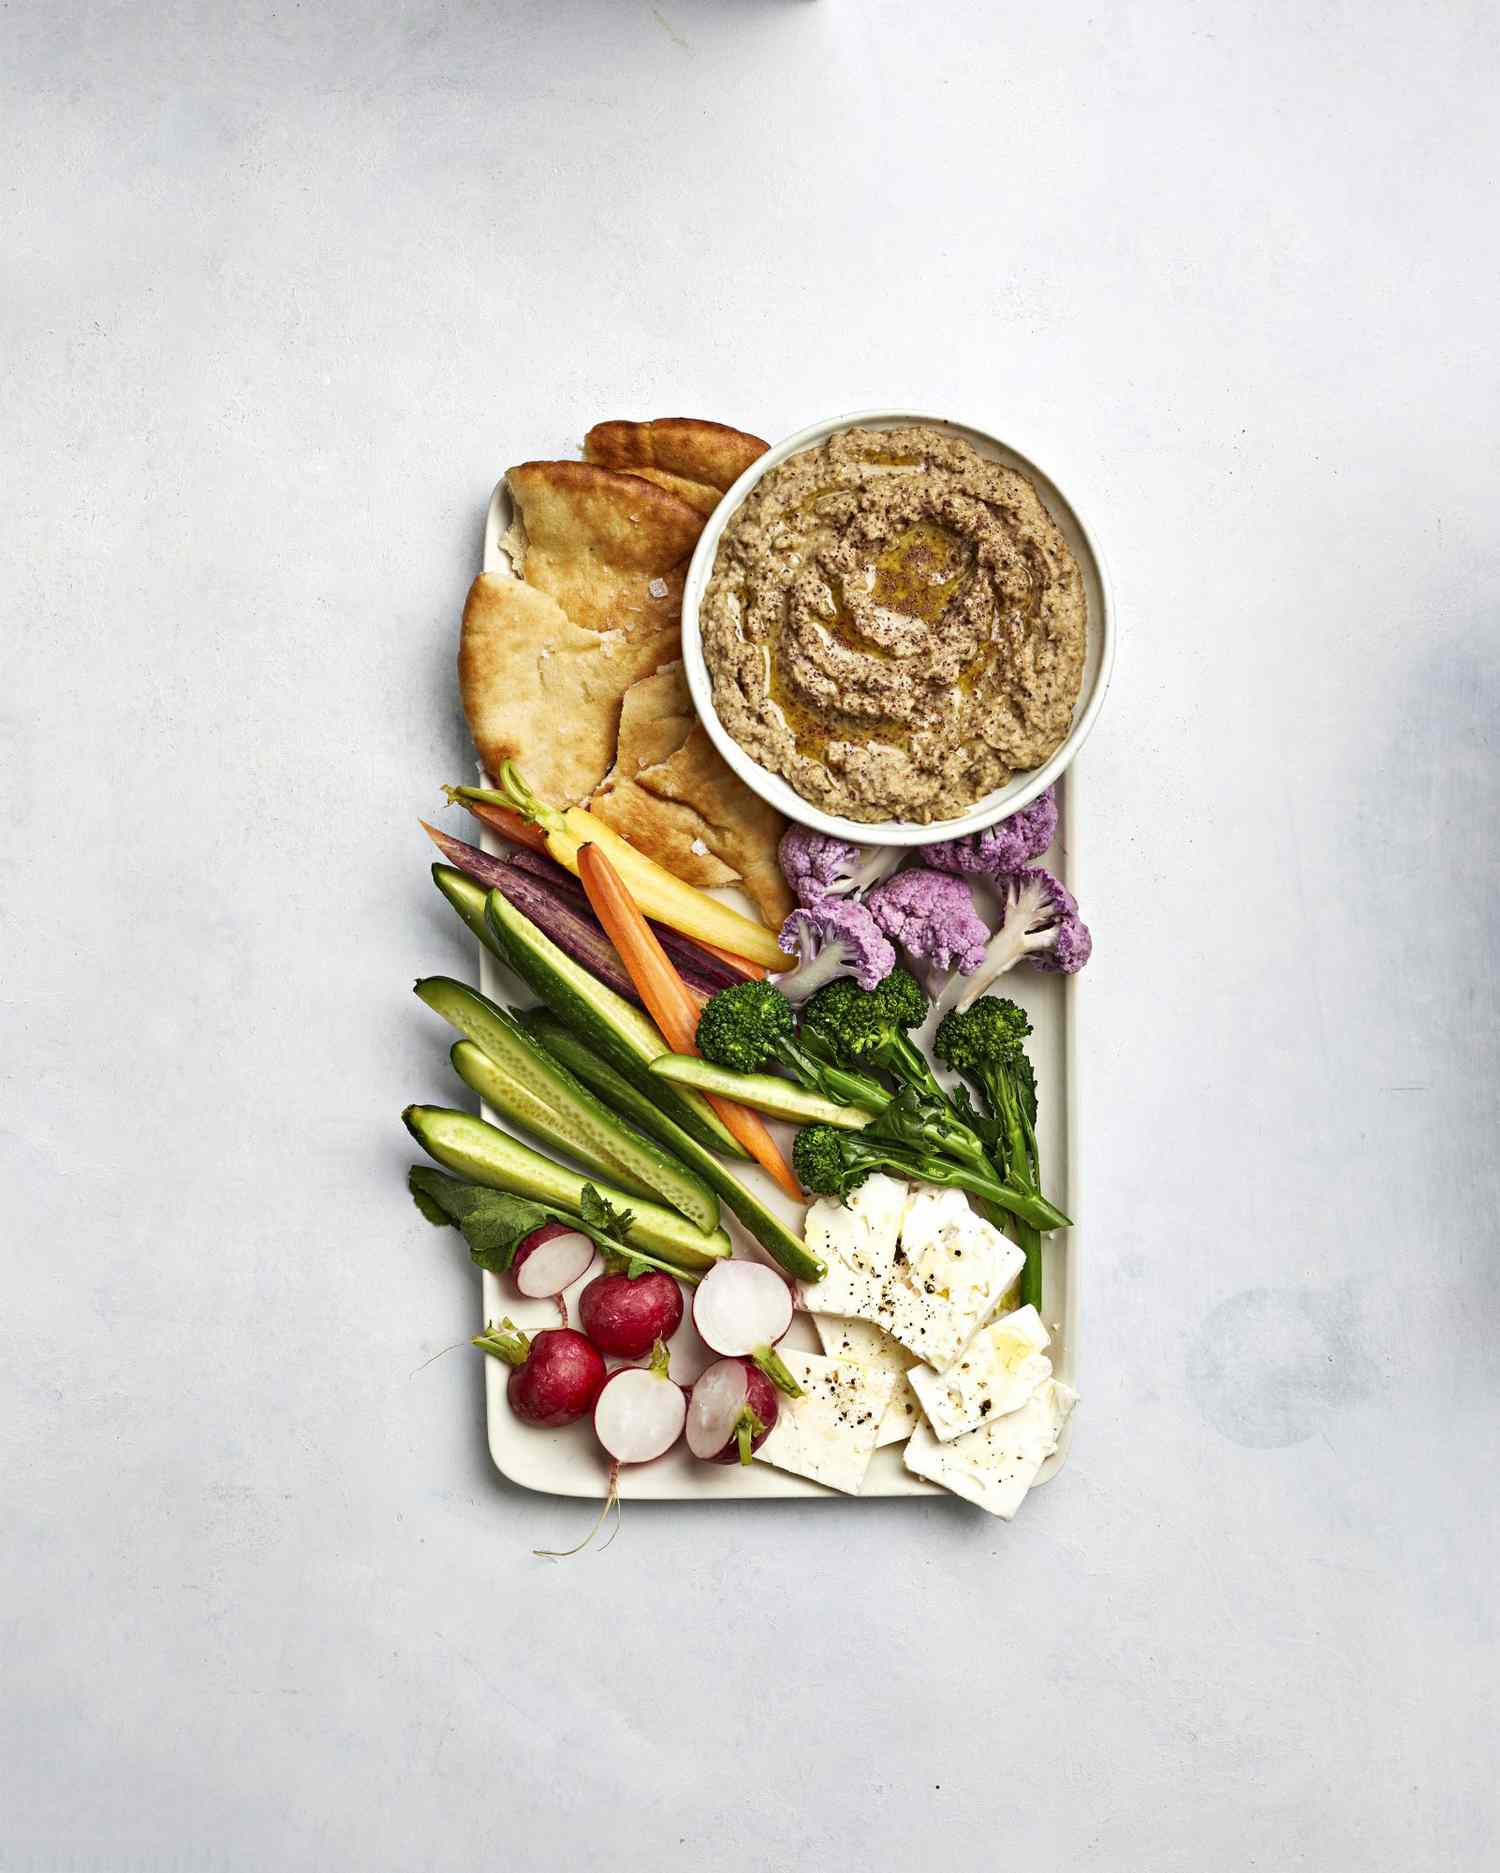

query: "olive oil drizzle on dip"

left=703, top=426, right=1086, bottom=825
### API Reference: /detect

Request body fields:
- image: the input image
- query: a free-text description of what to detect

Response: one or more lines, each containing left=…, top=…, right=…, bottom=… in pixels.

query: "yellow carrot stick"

left=447, top=770, right=785, bottom=969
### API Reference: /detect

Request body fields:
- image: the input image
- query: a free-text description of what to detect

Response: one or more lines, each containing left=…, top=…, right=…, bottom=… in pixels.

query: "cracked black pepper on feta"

left=700, top=425, right=1087, bottom=823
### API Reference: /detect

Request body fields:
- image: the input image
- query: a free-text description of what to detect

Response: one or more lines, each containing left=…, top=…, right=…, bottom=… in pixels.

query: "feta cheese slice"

left=812, top=1313, right=922, bottom=1446
left=904, top=1379, right=1078, bottom=1519
left=756, top=1349, right=897, bottom=1495
left=799, top=1173, right=908, bottom=1319
left=907, top=1304, right=1053, bottom=1442
left=885, top=1190, right=1025, bottom=1369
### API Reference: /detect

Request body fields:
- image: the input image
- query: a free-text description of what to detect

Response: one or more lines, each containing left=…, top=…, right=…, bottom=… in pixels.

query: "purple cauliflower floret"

left=924, top=785, right=1059, bottom=879
left=864, top=869, right=990, bottom=995
left=949, top=865, right=1092, bottom=1007
left=1035, top=910, right=1093, bottom=975
left=778, top=824, right=903, bottom=907
left=773, top=898, right=896, bottom=1003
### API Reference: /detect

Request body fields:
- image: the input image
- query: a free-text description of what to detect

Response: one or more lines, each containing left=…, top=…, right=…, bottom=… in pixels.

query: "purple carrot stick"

left=505, top=850, right=748, bottom=993
left=425, top=821, right=747, bottom=997
left=422, top=821, right=645, bottom=1006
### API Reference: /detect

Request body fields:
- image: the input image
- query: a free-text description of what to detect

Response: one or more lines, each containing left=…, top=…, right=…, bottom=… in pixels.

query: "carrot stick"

left=446, top=791, right=550, bottom=854
left=696, top=939, right=768, bottom=981
left=577, top=844, right=804, bottom=1203
left=574, top=846, right=710, bottom=1056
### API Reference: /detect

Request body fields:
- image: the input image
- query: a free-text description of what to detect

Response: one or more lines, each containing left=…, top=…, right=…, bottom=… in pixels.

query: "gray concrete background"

left=3, top=2, right=1497, bottom=1867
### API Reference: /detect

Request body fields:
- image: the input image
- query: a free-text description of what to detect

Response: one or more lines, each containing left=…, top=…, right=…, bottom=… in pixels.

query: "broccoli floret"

left=933, top=994, right=1033, bottom=1076
left=874, top=966, right=930, bottom=1031
left=695, top=978, right=794, bottom=1075
left=695, top=980, right=892, bottom=1114
left=773, top=899, right=896, bottom=1002
left=934, top=998, right=1035, bottom=1175
left=865, top=868, right=990, bottom=992
left=791, top=1123, right=854, bottom=1195
left=792, top=1095, right=1068, bottom=1233
left=801, top=968, right=943, bottom=1100
left=923, top=786, right=1059, bottom=878
left=778, top=825, right=903, bottom=907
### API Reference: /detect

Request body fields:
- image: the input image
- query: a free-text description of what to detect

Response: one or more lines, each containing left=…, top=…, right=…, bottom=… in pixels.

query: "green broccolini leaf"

left=951, top=1082, right=1005, bottom=1167
left=1015, top=1053, right=1038, bottom=1129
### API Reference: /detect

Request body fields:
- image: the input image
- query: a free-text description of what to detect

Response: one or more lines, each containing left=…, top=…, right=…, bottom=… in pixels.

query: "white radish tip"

left=686, top=1357, right=749, bottom=1460
left=514, top=1230, right=596, bottom=1299
left=691, top=1259, right=794, bottom=1358
left=593, top=1366, right=687, bottom=1465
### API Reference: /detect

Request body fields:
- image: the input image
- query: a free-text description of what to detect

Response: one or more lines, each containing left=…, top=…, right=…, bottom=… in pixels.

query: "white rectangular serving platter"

left=473, top=476, right=1081, bottom=1502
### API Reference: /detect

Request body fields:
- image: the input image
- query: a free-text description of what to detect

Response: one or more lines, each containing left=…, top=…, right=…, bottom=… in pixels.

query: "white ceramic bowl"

left=680, top=409, right=1115, bottom=847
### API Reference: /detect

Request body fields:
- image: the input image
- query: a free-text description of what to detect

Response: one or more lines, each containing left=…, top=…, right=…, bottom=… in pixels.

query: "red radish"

left=472, top=1318, right=605, bottom=1426
left=512, top=1220, right=596, bottom=1322
left=691, top=1260, right=803, bottom=1397
left=578, top=1267, right=684, bottom=1358
left=686, top=1356, right=780, bottom=1465
left=538, top=1341, right=687, bottom=1557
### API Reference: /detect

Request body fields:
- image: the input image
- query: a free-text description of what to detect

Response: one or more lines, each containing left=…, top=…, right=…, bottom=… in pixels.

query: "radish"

left=686, top=1356, right=780, bottom=1465
left=538, top=1341, right=687, bottom=1558
left=691, top=1259, right=804, bottom=1397
left=578, top=1266, right=684, bottom=1358
left=472, top=1318, right=605, bottom=1426
left=593, top=1340, right=688, bottom=1469
left=512, top=1219, right=596, bottom=1323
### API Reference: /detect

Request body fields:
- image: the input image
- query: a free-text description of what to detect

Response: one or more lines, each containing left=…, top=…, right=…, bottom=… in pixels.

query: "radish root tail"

left=533, top=1461, right=622, bottom=1560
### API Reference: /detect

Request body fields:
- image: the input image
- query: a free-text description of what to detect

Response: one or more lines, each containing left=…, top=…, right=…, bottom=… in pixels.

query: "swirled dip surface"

left=700, top=426, right=1086, bottom=823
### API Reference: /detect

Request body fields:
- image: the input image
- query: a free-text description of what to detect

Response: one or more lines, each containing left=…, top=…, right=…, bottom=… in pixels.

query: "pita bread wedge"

left=503, top=460, right=705, bottom=638
left=591, top=661, right=793, bottom=930
left=459, top=574, right=676, bottom=806
left=608, top=465, right=725, bottom=518
left=584, top=418, right=768, bottom=516
left=461, top=461, right=707, bottom=803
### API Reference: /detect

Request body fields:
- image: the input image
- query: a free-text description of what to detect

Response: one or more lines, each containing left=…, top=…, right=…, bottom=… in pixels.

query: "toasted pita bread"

left=604, top=662, right=700, bottom=775
left=584, top=418, right=768, bottom=515
left=591, top=661, right=793, bottom=929
left=609, top=465, right=724, bottom=518
left=504, top=460, right=705, bottom=637
left=459, top=574, right=676, bottom=805
left=461, top=461, right=708, bottom=803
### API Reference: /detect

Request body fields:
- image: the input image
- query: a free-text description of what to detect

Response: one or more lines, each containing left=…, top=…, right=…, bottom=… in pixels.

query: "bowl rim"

left=679, top=407, right=1116, bottom=848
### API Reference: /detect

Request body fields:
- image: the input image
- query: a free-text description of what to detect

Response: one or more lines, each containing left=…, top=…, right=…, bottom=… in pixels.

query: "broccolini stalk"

left=792, top=1093, right=1071, bottom=1235
left=934, top=998, right=1062, bottom=1308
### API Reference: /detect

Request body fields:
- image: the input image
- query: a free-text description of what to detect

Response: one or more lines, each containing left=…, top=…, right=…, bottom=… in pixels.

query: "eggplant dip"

left=699, top=426, right=1086, bottom=824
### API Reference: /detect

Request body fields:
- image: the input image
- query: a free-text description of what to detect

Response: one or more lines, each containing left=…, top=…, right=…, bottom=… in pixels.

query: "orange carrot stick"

left=577, top=843, right=804, bottom=1202
left=446, top=791, right=550, bottom=854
